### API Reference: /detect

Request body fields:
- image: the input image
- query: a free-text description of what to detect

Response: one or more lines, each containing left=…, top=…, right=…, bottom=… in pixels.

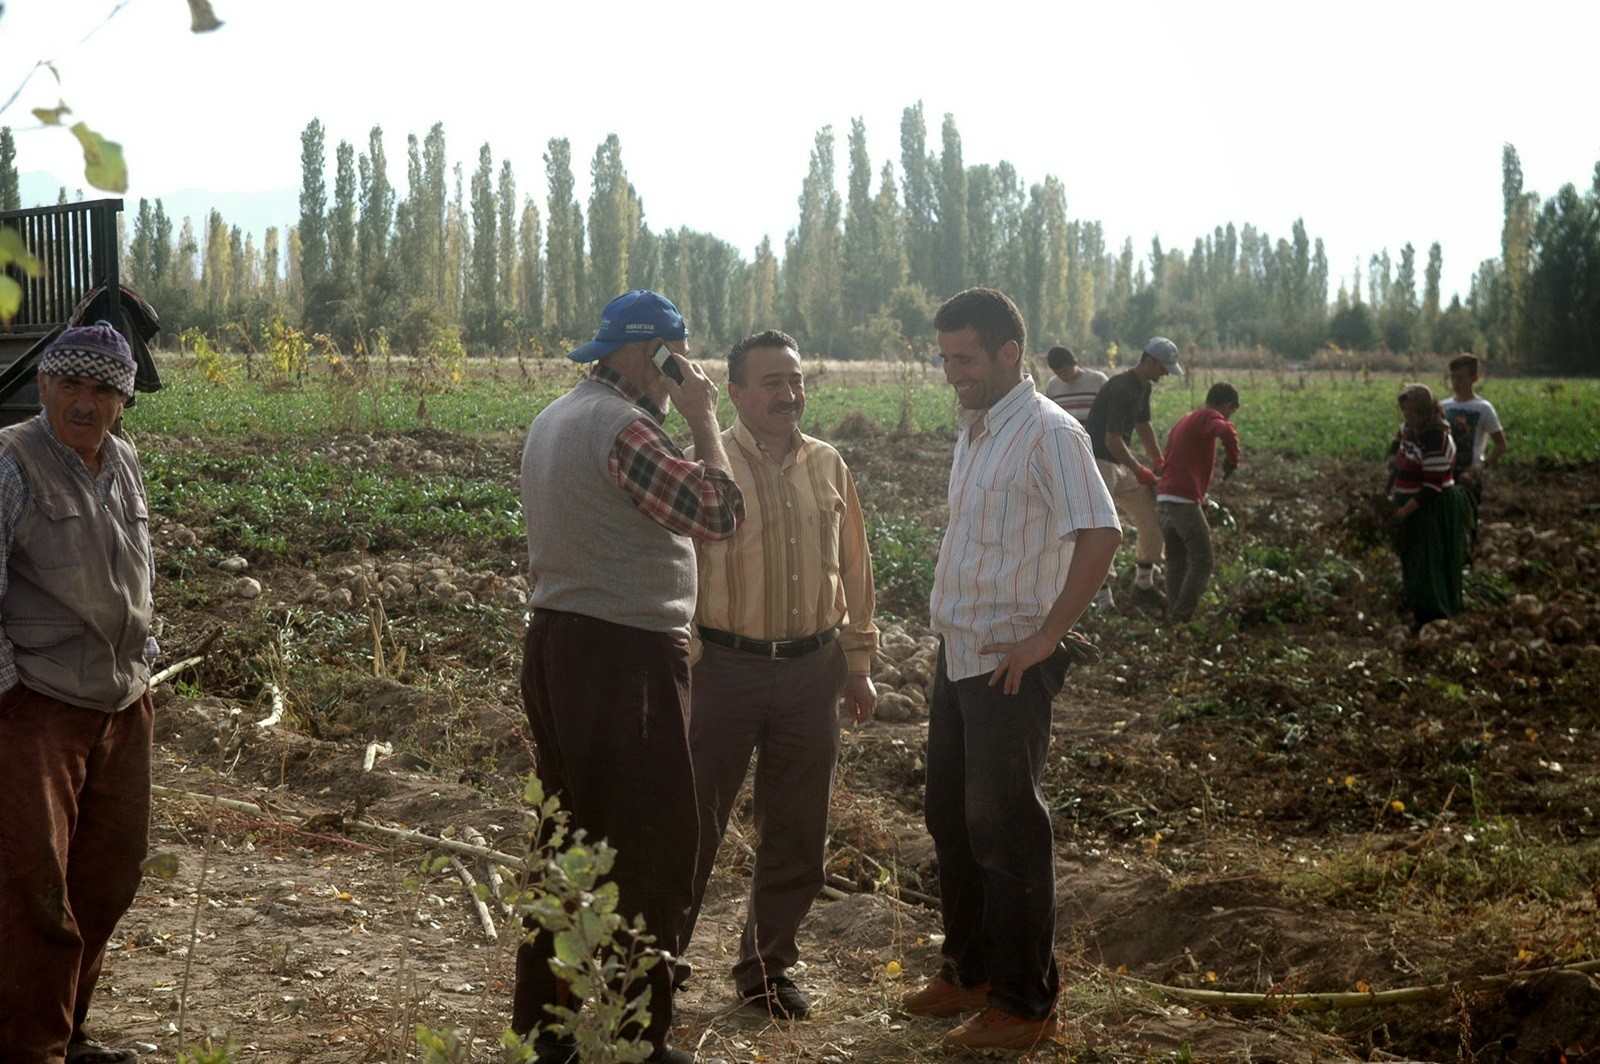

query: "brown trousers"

left=683, top=639, right=847, bottom=995
left=0, top=685, right=153, bottom=1064
left=513, top=610, right=698, bottom=1053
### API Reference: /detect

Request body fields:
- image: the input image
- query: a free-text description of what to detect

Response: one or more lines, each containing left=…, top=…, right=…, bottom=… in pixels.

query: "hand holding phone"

left=652, top=345, right=685, bottom=384
left=660, top=351, right=719, bottom=425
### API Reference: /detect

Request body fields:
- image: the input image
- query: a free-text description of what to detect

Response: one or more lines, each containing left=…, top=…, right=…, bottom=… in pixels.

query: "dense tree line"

left=0, top=128, right=20, bottom=211
left=1465, top=145, right=1600, bottom=373
left=5, top=116, right=1597, bottom=371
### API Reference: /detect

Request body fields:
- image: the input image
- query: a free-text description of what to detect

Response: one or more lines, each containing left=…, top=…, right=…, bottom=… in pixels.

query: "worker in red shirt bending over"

left=1154, top=382, right=1241, bottom=623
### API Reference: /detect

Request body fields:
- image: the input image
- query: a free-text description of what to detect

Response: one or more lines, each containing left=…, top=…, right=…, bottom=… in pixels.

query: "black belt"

left=698, top=625, right=838, bottom=660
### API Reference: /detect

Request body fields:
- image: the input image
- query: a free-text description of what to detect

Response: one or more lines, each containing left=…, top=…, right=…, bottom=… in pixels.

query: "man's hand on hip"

left=980, top=630, right=1059, bottom=696
left=840, top=674, right=877, bottom=724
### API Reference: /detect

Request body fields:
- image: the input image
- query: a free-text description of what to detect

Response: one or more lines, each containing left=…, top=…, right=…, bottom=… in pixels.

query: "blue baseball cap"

left=567, top=290, right=688, bottom=363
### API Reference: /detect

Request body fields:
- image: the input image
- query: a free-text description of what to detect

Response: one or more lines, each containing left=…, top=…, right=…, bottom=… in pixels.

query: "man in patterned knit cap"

left=0, top=322, right=159, bottom=1064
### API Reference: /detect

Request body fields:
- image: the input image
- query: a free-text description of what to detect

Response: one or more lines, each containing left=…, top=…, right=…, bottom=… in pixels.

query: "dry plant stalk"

left=369, top=598, right=386, bottom=677
left=174, top=803, right=217, bottom=1058
left=1130, top=956, right=1600, bottom=1012
left=149, top=784, right=530, bottom=869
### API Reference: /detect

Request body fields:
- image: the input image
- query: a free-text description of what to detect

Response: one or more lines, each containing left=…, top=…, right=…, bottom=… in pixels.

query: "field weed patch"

left=144, top=451, right=523, bottom=559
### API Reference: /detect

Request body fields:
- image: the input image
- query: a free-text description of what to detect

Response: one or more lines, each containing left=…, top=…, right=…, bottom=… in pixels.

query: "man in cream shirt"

left=901, top=289, right=1120, bottom=1053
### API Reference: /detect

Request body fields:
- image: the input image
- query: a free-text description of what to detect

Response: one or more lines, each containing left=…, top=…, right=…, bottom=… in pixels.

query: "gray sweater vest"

left=0, top=417, right=154, bottom=712
left=521, top=379, right=697, bottom=633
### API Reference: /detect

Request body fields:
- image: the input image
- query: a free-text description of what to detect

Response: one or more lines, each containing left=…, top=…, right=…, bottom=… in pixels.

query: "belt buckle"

left=769, top=640, right=781, bottom=660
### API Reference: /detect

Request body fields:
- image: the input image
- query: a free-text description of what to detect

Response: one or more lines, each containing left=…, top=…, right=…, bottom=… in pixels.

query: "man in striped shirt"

left=1041, top=345, right=1107, bottom=424
left=683, top=329, right=879, bottom=1021
left=902, top=288, right=1121, bottom=1052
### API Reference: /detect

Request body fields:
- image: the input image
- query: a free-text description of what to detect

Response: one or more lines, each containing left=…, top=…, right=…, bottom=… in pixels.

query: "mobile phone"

left=652, top=345, right=685, bottom=384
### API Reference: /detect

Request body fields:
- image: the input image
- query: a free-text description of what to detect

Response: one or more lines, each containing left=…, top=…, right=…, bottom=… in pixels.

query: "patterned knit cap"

left=38, top=320, right=136, bottom=398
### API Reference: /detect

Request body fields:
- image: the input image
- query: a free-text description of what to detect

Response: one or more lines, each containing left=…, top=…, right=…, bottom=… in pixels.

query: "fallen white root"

left=149, top=655, right=206, bottom=688
left=464, top=827, right=515, bottom=920
left=448, top=857, right=498, bottom=942
left=362, top=741, right=393, bottom=772
left=257, top=684, right=285, bottom=729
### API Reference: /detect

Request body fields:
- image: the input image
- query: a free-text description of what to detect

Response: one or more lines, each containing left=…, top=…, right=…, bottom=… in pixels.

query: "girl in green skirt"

left=1387, top=384, right=1470, bottom=628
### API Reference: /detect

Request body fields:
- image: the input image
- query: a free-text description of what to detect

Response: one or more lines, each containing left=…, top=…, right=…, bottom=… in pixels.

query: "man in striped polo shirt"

left=1041, top=345, right=1107, bottom=424
left=902, top=288, right=1121, bottom=1051
left=684, top=329, right=879, bottom=1021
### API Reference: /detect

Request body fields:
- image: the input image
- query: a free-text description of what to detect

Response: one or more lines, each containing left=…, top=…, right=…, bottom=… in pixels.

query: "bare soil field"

left=88, top=422, right=1600, bottom=1063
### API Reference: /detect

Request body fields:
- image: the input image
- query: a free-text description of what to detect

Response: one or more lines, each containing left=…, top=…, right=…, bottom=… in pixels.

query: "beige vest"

left=0, top=417, right=153, bottom=712
left=520, top=379, right=698, bottom=633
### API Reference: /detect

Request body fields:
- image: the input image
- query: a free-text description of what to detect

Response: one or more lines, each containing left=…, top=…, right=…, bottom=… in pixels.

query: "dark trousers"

left=683, top=639, right=848, bottom=995
left=1159, top=501, right=1214, bottom=622
left=513, top=610, right=698, bottom=1052
left=0, top=685, right=153, bottom=1064
left=1460, top=470, right=1484, bottom=557
left=925, top=643, right=1066, bottom=1021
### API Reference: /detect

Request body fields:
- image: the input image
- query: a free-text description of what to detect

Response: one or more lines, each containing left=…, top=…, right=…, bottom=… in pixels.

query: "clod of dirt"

left=1405, top=971, right=1600, bottom=1064
left=806, top=891, right=902, bottom=944
left=876, top=692, right=916, bottom=722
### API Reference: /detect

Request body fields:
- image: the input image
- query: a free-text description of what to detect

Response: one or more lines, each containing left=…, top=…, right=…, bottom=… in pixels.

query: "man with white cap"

left=515, top=290, right=744, bottom=1064
left=0, top=321, right=159, bottom=1064
left=1081, top=337, right=1183, bottom=609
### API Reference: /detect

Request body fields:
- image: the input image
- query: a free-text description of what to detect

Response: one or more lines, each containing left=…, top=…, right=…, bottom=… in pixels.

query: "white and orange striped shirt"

left=692, top=420, right=879, bottom=673
left=930, top=376, right=1120, bottom=682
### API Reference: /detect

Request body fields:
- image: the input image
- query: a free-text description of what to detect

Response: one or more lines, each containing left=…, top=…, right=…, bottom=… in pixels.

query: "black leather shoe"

left=741, top=974, right=811, bottom=1019
left=531, top=1032, right=577, bottom=1064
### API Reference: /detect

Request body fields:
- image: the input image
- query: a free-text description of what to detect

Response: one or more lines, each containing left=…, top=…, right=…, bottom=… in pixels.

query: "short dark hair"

left=933, top=287, right=1026, bottom=356
left=728, top=329, right=799, bottom=385
left=1045, top=345, right=1076, bottom=371
left=1206, top=382, right=1240, bottom=408
left=1448, top=353, right=1480, bottom=375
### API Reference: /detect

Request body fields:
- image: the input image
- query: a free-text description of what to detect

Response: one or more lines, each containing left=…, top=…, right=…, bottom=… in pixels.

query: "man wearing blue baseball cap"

left=515, top=290, right=744, bottom=1064
left=0, top=322, right=159, bottom=1064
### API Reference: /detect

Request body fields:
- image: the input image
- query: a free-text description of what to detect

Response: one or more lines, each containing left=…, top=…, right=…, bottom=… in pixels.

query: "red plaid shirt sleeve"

left=608, top=417, right=744, bottom=540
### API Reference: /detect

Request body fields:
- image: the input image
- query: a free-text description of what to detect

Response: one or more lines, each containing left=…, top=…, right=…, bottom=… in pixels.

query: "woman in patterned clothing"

left=1387, top=383, right=1469, bottom=628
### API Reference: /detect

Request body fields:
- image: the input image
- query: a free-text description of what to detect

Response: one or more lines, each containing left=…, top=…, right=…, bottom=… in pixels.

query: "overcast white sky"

left=4, top=0, right=1597, bottom=301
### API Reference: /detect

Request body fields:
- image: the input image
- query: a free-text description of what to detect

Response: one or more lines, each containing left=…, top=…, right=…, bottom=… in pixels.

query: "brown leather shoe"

left=940, top=1006, right=1058, bottom=1051
left=902, top=976, right=990, bottom=1017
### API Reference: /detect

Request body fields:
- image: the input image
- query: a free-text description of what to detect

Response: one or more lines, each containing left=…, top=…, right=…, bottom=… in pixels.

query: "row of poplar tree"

left=3, top=118, right=1596, bottom=371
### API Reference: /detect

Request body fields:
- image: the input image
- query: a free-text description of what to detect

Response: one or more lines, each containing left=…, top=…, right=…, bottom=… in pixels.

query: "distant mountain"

left=16, top=170, right=300, bottom=245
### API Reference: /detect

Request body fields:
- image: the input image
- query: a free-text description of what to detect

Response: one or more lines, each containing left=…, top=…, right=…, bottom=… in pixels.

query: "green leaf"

left=578, top=908, right=611, bottom=945
left=142, top=851, right=182, bottom=879
left=188, top=0, right=225, bottom=32
left=0, top=276, right=21, bottom=322
left=557, top=845, right=595, bottom=884
left=70, top=122, right=128, bottom=193
left=0, top=227, right=41, bottom=278
left=592, top=880, right=620, bottom=914
left=522, top=774, right=544, bottom=806
left=31, top=102, right=71, bottom=126
left=552, top=931, right=586, bottom=967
